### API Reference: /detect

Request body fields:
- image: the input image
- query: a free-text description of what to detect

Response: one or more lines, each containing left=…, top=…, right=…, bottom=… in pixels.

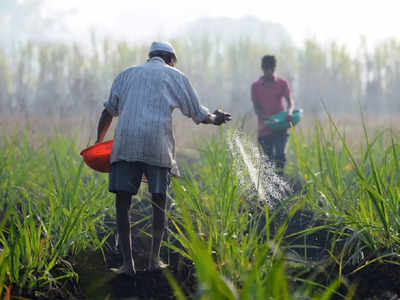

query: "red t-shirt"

left=251, top=75, right=291, bottom=137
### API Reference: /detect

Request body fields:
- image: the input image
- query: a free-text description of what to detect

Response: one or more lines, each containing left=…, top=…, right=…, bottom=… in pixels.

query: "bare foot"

left=148, top=259, right=168, bottom=271
left=110, top=264, right=136, bottom=277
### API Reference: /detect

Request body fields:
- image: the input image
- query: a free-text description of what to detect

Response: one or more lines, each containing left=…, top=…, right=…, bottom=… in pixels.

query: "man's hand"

left=213, top=109, right=232, bottom=125
left=285, top=112, right=293, bottom=122
left=285, top=95, right=294, bottom=122
left=201, top=109, right=232, bottom=125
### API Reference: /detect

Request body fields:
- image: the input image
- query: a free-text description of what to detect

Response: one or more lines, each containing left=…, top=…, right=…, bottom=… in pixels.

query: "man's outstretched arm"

left=96, top=108, right=113, bottom=143
left=285, top=95, right=295, bottom=121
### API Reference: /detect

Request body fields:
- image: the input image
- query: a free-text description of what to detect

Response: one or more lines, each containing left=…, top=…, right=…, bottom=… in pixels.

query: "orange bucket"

left=80, top=140, right=113, bottom=173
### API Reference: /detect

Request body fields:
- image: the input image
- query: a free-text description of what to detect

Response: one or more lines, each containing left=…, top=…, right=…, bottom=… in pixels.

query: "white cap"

left=149, top=41, right=176, bottom=55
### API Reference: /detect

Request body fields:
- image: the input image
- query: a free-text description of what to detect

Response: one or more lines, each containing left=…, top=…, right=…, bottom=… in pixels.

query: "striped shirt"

left=104, top=57, right=210, bottom=175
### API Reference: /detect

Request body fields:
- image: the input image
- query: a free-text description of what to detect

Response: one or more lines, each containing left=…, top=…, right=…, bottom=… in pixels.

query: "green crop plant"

left=0, top=112, right=398, bottom=298
left=0, top=135, right=114, bottom=297
left=165, top=129, right=344, bottom=299
left=289, top=111, right=400, bottom=274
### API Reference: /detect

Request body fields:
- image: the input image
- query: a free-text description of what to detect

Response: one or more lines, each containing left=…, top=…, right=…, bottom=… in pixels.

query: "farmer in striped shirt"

left=96, top=41, right=231, bottom=275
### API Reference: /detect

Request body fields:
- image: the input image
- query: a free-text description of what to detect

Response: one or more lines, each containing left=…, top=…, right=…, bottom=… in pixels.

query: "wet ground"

left=348, top=260, right=400, bottom=300
left=74, top=240, right=195, bottom=300
left=74, top=250, right=177, bottom=299
left=283, top=208, right=400, bottom=300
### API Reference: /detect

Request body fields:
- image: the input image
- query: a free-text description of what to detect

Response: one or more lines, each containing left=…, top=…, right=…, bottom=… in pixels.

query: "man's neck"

left=263, top=74, right=275, bottom=82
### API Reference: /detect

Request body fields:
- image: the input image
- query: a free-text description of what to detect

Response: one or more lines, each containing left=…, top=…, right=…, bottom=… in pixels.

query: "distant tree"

left=0, top=49, right=10, bottom=111
left=326, top=42, right=362, bottom=112
left=297, top=39, right=328, bottom=113
left=384, top=40, right=400, bottom=113
left=297, top=39, right=362, bottom=114
left=362, top=41, right=386, bottom=113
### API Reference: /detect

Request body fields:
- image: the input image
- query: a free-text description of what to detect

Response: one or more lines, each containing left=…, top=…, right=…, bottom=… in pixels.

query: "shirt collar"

left=260, top=75, right=277, bottom=84
left=148, top=57, right=165, bottom=63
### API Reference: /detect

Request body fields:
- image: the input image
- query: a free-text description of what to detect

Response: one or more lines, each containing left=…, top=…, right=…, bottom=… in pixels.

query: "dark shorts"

left=109, top=161, right=170, bottom=195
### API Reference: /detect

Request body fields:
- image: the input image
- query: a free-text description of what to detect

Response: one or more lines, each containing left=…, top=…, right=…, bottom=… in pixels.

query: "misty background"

left=1, top=0, right=400, bottom=131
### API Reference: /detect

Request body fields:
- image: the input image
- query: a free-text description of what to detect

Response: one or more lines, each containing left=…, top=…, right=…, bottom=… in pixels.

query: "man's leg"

left=273, top=132, right=289, bottom=175
left=258, top=136, right=274, bottom=162
left=115, top=191, right=136, bottom=274
left=148, top=192, right=168, bottom=270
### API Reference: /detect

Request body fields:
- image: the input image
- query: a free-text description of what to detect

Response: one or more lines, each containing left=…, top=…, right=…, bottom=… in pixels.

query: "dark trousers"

left=258, top=132, right=289, bottom=171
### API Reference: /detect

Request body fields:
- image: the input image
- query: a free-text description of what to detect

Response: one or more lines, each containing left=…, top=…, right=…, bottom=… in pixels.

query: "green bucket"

left=264, top=109, right=303, bottom=131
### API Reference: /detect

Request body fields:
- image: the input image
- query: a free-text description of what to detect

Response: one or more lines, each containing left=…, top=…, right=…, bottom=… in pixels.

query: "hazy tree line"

left=1, top=36, right=400, bottom=117
left=1, top=1, right=399, bottom=118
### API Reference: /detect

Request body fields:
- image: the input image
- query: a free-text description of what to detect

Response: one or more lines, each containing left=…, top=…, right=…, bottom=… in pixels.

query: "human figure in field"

left=96, top=41, right=232, bottom=275
left=251, top=55, right=294, bottom=174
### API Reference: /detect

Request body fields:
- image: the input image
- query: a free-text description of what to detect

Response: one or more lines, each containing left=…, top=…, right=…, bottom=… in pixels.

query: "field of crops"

left=0, top=113, right=399, bottom=300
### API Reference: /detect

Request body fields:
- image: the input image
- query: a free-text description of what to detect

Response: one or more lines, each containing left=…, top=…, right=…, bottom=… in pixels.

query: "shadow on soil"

left=74, top=249, right=183, bottom=300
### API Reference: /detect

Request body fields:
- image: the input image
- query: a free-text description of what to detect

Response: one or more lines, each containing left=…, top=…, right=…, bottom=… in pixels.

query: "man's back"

left=114, top=57, right=184, bottom=136
left=104, top=56, right=209, bottom=170
left=251, top=75, right=290, bottom=137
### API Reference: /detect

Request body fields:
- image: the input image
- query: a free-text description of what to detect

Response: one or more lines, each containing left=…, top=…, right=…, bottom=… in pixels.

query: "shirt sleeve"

left=251, top=83, right=257, bottom=103
left=104, top=73, right=123, bottom=117
left=176, top=75, right=210, bottom=124
left=251, top=83, right=263, bottom=117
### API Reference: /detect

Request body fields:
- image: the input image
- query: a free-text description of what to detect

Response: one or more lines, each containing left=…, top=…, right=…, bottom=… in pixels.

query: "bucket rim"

left=80, top=140, right=113, bottom=156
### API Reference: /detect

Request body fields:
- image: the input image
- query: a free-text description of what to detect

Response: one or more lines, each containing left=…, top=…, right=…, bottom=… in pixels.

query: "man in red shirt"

left=251, top=55, right=294, bottom=174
